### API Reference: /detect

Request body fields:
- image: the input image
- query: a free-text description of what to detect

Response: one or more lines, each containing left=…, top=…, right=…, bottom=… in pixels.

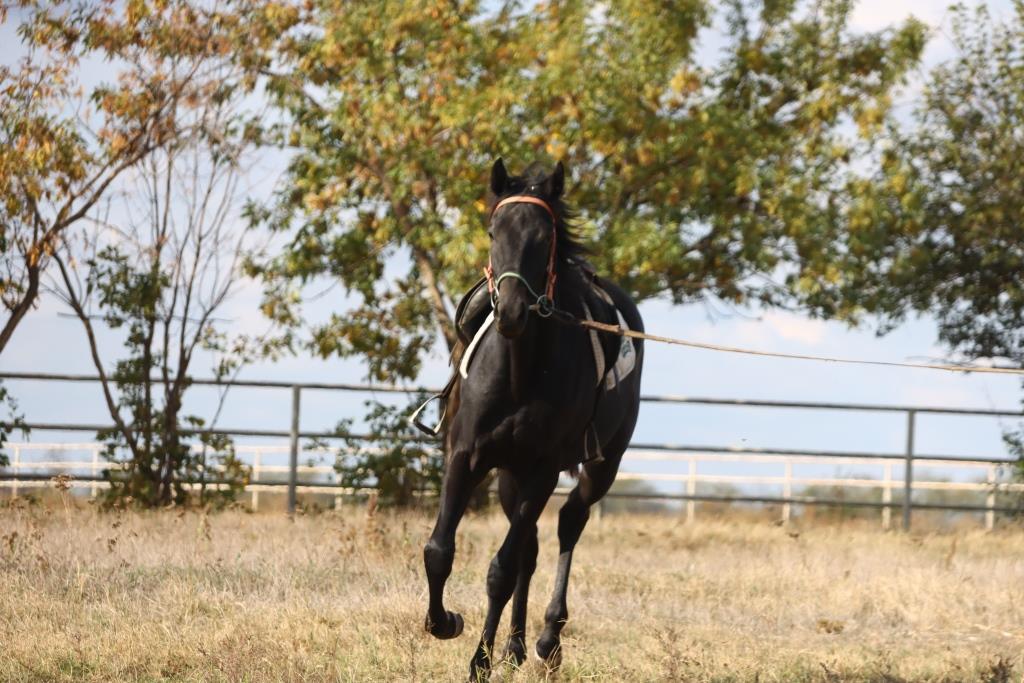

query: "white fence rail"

left=2, top=371, right=1022, bottom=530
left=4, top=441, right=1022, bottom=530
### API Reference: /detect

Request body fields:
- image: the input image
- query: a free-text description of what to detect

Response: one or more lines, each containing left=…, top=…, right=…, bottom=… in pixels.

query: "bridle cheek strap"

left=485, top=195, right=559, bottom=307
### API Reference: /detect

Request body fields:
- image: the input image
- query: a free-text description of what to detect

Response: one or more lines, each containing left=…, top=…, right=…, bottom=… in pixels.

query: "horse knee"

left=424, top=538, right=454, bottom=579
left=486, top=555, right=517, bottom=601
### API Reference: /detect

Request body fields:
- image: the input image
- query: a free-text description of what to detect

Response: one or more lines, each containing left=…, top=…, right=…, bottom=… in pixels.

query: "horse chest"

left=458, top=325, right=597, bottom=466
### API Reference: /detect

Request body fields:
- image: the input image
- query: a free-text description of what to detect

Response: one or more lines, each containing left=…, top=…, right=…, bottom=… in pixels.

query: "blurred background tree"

left=0, top=383, right=26, bottom=467
left=803, top=2, right=1024, bottom=503
left=247, top=0, right=927, bottom=384
left=0, top=0, right=296, bottom=506
left=334, top=396, right=443, bottom=507
left=812, top=2, right=1024, bottom=363
left=0, top=0, right=291, bottom=353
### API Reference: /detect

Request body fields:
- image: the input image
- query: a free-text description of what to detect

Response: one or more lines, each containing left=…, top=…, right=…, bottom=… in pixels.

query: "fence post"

left=782, top=460, right=792, bottom=524
left=882, top=462, right=892, bottom=530
left=686, top=457, right=697, bottom=523
left=251, top=450, right=261, bottom=512
left=903, top=410, right=915, bottom=532
left=11, top=445, right=19, bottom=499
left=288, top=386, right=301, bottom=516
left=985, top=464, right=996, bottom=531
left=91, top=446, right=100, bottom=499
left=334, top=458, right=342, bottom=511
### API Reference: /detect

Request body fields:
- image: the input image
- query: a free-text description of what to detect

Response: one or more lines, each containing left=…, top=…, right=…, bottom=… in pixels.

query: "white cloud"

left=850, top=0, right=947, bottom=32
left=684, top=310, right=827, bottom=351
left=761, top=311, right=828, bottom=346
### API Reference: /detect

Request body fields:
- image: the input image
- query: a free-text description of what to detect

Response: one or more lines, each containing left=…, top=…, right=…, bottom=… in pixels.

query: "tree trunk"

left=0, top=262, right=40, bottom=356
left=413, top=248, right=457, bottom=353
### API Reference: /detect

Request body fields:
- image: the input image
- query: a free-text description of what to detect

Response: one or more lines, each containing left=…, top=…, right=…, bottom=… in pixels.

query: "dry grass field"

left=2, top=497, right=1024, bottom=682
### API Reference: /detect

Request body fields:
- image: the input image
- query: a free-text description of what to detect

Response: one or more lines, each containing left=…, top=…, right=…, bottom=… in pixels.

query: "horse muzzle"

left=494, top=297, right=528, bottom=338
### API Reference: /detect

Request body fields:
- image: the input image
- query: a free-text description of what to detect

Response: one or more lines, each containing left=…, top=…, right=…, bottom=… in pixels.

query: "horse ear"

left=549, top=161, right=565, bottom=198
left=490, top=158, right=508, bottom=195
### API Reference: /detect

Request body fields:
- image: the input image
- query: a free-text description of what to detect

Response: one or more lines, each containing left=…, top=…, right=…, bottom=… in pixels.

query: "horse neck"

left=506, top=265, right=584, bottom=401
left=508, top=316, right=539, bottom=403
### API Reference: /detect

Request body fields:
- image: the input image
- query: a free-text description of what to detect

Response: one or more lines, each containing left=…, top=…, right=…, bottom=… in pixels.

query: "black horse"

left=422, top=159, right=644, bottom=680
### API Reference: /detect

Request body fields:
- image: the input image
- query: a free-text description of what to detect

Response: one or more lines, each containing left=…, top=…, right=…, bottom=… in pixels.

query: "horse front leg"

left=496, top=470, right=539, bottom=667
left=424, top=449, right=487, bottom=640
left=469, top=467, right=558, bottom=681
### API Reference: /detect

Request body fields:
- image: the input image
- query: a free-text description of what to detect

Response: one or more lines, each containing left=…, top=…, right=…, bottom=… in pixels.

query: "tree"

left=0, top=383, right=27, bottom=467
left=809, top=2, right=1024, bottom=362
left=0, top=0, right=295, bottom=486
left=33, top=0, right=295, bottom=507
left=792, top=3, right=1024, bottom=506
left=248, top=0, right=927, bottom=384
left=51, top=130, right=261, bottom=507
left=334, top=396, right=443, bottom=507
left=0, top=0, right=177, bottom=354
left=0, top=0, right=296, bottom=356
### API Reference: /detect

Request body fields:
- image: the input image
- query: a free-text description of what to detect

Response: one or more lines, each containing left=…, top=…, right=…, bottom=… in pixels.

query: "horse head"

left=486, top=158, right=564, bottom=338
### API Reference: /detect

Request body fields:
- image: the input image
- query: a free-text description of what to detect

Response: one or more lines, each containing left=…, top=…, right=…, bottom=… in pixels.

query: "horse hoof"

left=536, top=636, right=562, bottom=670
left=425, top=610, right=464, bottom=639
left=502, top=636, right=527, bottom=666
left=469, top=646, right=492, bottom=682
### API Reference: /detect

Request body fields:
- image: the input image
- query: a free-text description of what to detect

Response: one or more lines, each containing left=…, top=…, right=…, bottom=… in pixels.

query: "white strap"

left=459, top=312, right=494, bottom=379
left=582, top=302, right=605, bottom=387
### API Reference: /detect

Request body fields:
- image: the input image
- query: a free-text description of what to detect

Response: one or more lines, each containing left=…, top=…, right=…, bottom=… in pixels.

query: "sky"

left=2, top=0, right=1022, bottom=503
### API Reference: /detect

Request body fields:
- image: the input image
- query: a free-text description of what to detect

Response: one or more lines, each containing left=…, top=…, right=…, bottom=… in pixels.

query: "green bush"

left=334, top=397, right=442, bottom=508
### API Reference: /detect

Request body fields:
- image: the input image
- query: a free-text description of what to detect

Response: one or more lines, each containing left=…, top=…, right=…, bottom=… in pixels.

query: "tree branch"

left=52, top=251, right=140, bottom=458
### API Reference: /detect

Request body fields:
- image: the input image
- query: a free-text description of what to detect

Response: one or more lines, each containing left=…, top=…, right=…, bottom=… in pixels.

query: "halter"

left=484, top=195, right=559, bottom=317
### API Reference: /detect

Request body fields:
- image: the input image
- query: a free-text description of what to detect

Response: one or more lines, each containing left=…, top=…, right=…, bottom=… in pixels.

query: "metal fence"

left=2, top=371, right=1023, bottom=530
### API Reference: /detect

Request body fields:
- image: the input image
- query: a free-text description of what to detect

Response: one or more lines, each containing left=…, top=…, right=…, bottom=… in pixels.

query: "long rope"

left=554, top=312, right=1024, bottom=377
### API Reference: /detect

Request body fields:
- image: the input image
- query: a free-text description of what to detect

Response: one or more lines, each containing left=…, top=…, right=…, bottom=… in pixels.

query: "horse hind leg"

left=495, top=471, right=539, bottom=667
left=536, top=452, right=621, bottom=670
